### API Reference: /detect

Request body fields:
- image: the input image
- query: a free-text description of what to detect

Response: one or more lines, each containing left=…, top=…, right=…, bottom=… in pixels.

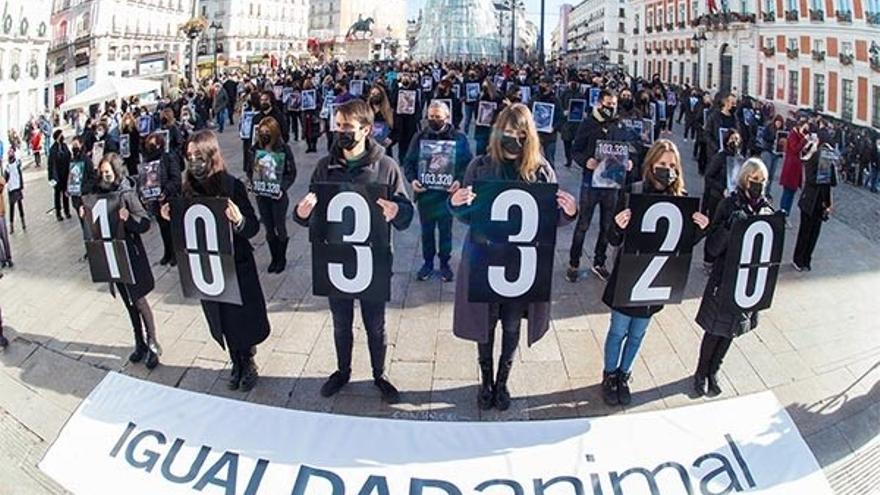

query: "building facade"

left=199, top=0, right=309, bottom=72
left=755, top=0, right=880, bottom=128
left=48, top=0, right=191, bottom=110
left=565, top=0, right=630, bottom=69
left=0, top=0, right=51, bottom=137
left=550, top=4, right=573, bottom=63
left=495, top=2, right=539, bottom=64
left=308, top=0, right=407, bottom=61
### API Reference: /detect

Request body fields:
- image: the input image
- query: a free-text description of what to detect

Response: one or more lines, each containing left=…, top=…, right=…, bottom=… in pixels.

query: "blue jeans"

left=869, top=165, right=879, bottom=193
left=216, top=108, right=228, bottom=133
left=779, top=187, right=797, bottom=216
left=603, top=310, right=651, bottom=374
left=760, top=151, right=781, bottom=198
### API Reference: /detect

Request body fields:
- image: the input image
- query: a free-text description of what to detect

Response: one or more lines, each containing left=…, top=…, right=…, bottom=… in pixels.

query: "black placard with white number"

left=82, top=193, right=136, bottom=285
left=611, top=194, right=701, bottom=307
left=717, top=213, right=785, bottom=312
left=467, top=181, right=559, bottom=303
left=170, top=197, right=242, bottom=305
left=309, top=183, right=392, bottom=301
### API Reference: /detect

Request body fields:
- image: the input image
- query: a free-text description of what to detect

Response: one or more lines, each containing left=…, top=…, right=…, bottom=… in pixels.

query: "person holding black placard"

left=599, top=140, right=709, bottom=406
left=474, top=81, right=505, bottom=156
left=119, top=113, right=142, bottom=177
left=368, top=84, right=397, bottom=157
left=559, top=80, right=583, bottom=168
left=293, top=100, right=414, bottom=403
left=568, top=89, right=634, bottom=283
left=792, top=136, right=836, bottom=272
left=694, top=159, right=774, bottom=397
left=449, top=104, right=578, bottom=411
left=160, top=131, right=270, bottom=392
left=534, top=80, right=564, bottom=167
left=703, top=129, right=744, bottom=268
left=141, top=132, right=182, bottom=267
left=252, top=117, right=297, bottom=274
left=403, top=100, right=473, bottom=282
left=392, top=74, right=421, bottom=162
left=81, top=153, right=161, bottom=369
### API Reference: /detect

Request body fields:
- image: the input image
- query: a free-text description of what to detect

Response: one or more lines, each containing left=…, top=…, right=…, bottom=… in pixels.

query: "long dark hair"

left=182, top=130, right=229, bottom=198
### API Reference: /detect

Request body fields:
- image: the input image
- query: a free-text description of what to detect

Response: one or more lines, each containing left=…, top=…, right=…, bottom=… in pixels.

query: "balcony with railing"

left=761, top=45, right=776, bottom=56
left=762, top=10, right=776, bottom=22
left=867, top=11, right=880, bottom=25
left=785, top=9, right=799, bottom=21
left=666, top=22, right=674, bottom=30
left=646, top=25, right=653, bottom=33
left=691, top=12, right=756, bottom=29
left=656, top=23, right=663, bottom=31
left=786, top=47, right=799, bottom=58
left=839, top=52, right=854, bottom=65
left=836, top=10, right=853, bottom=22
left=809, top=9, right=825, bottom=21
left=812, top=49, right=826, bottom=61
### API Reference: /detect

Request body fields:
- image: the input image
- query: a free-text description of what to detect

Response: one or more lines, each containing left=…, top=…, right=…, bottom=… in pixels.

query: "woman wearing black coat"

left=82, top=153, right=160, bottom=368
left=792, top=137, right=836, bottom=271
left=160, top=130, right=270, bottom=392
left=119, top=113, right=142, bottom=177
left=392, top=74, right=420, bottom=162
left=141, top=132, right=182, bottom=266
left=694, top=158, right=774, bottom=397
left=251, top=117, right=297, bottom=273
left=702, top=129, right=743, bottom=267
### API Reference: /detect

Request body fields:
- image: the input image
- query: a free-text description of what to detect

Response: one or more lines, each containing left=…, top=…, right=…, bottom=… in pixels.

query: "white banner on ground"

left=40, top=372, right=832, bottom=495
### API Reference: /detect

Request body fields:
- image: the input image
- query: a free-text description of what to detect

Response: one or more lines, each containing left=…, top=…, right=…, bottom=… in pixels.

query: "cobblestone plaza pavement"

left=0, top=126, right=878, bottom=494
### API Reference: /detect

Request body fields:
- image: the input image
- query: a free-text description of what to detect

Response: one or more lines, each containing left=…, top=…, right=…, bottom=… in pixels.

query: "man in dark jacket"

left=568, top=89, right=633, bottom=283
left=402, top=100, right=472, bottom=282
left=249, top=91, right=290, bottom=146
left=704, top=92, right=740, bottom=161
left=48, top=129, right=72, bottom=220
left=223, top=76, right=238, bottom=125
left=293, top=99, right=414, bottom=404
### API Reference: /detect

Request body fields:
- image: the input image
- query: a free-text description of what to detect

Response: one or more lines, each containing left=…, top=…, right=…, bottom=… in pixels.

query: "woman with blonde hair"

left=449, top=103, right=578, bottom=411
left=160, top=130, right=271, bottom=392
left=599, top=139, right=710, bottom=406
left=693, top=158, right=773, bottom=397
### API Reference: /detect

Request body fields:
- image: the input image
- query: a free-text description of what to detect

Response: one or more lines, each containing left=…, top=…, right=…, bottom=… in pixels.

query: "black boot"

left=267, top=239, right=279, bottom=273
left=707, top=374, right=722, bottom=397
left=239, top=348, right=259, bottom=392
left=129, top=344, right=147, bottom=363
left=693, top=374, right=707, bottom=397
left=601, top=370, right=619, bottom=406
left=617, top=371, right=632, bottom=406
left=477, top=359, right=494, bottom=410
left=275, top=238, right=289, bottom=273
left=494, top=360, right=513, bottom=411
left=227, top=350, right=242, bottom=390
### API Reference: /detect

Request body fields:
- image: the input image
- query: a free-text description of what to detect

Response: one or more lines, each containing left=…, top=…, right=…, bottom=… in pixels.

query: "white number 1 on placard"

left=91, top=198, right=121, bottom=278
left=630, top=202, right=683, bottom=303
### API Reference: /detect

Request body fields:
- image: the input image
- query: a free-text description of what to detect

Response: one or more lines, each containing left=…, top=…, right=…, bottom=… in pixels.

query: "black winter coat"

left=695, top=190, right=774, bottom=338
left=49, top=142, right=72, bottom=186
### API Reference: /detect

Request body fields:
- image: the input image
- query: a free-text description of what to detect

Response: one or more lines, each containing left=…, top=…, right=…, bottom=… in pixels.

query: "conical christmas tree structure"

left=412, top=0, right=503, bottom=61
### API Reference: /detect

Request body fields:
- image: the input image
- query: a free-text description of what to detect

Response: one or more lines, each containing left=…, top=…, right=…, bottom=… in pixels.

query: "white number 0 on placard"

left=734, top=220, right=773, bottom=308
left=327, top=192, right=373, bottom=294
left=631, top=202, right=683, bottom=302
left=91, top=198, right=121, bottom=279
left=184, top=204, right=226, bottom=297
left=487, top=189, right=538, bottom=298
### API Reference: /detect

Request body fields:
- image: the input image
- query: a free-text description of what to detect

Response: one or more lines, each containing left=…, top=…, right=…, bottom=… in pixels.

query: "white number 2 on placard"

left=734, top=220, right=773, bottom=309
left=327, top=192, right=373, bottom=294
left=487, top=189, right=538, bottom=298
left=91, top=198, right=121, bottom=279
left=630, top=202, right=683, bottom=302
left=184, top=204, right=226, bottom=297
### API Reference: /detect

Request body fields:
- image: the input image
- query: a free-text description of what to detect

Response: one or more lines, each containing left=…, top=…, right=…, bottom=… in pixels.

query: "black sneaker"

left=416, top=262, right=434, bottom=281
left=373, top=376, right=400, bottom=404
left=320, top=370, right=351, bottom=397
left=601, top=370, right=619, bottom=405
left=439, top=263, right=454, bottom=282
left=693, top=374, right=707, bottom=397
left=565, top=266, right=579, bottom=283
left=706, top=374, right=722, bottom=397
left=144, top=350, right=159, bottom=370
left=591, top=264, right=610, bottom=282
left=617, top=372, right=632, bottom=405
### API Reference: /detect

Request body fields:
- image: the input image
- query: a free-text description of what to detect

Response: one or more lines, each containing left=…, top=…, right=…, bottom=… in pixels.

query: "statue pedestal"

left=343, top=38, right=373, bottom=61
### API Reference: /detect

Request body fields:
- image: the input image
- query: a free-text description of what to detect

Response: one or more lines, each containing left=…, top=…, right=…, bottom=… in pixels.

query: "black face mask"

left=428, top=120, right=446, bottom=132
left=747, top=181, right=764, bottom=199
left=620, top=98, right=633, bottom=111
left=336, top=130, right=359, bottom=151
left=500, top=135, right=523, bottom=156
left=187, top=158, right=210, bottom=180
left=728, top=141, right=741, bottom=153
left=259, top=134, right=271, bottom=146
left=599, top=105, right=616, bottom=120
left=144, top=144, right=160, bottom=157
left=72, top=146, right=82, bottom=156
left=369, top=95, right=382, bottom=105
left=260, top=102, right=272, bottom=112
left=654, top=167, right=678, bottom=189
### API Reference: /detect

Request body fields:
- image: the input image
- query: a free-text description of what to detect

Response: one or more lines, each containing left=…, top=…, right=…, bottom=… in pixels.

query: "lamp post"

left=692, top=31, right=707, bottom=88
left=210, top=21, right=223, bottom=79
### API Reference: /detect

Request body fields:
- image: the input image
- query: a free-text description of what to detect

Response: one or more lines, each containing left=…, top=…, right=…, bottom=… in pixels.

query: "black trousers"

left=684, top=120, right=698, bottom=141
left=256, top=194, right=289, bottom=242
left=158, top=215, right=174, bottom=259
left=329, top=298, right=387, bottom=378
left=54, top=184, right=70, bottom=216
left=227, top=102, right=235, bottom=125
left=288, top=111, right=301, bottom=140
left=118, top=285, right=147, bottom=349
left=477, top=303, right=525, bottom=364
left=562, top=140, right=574, bottom=166
left=419, top=209, right=452, bottom=264
left=242, top=141, right=254, bottom=179
left=569, top=186, right=615, bottom=268
left=793, top=211, right=823, bottom=268
left=696, top=333, right=733, bottom=377
left=702, top=193, right=722, bottom=263
left=8, top=190, right=24, bottom=229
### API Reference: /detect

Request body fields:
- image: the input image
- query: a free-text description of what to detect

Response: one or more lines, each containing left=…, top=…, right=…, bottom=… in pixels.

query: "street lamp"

left=692, top=31, right=707, bottom=88
left=210, top=21, right=223, bottom=79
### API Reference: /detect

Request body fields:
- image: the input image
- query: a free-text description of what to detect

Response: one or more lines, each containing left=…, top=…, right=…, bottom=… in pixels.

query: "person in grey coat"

left=449, top=104, right=578, bottom=412
left=212, top=83, right=230, bottom=133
